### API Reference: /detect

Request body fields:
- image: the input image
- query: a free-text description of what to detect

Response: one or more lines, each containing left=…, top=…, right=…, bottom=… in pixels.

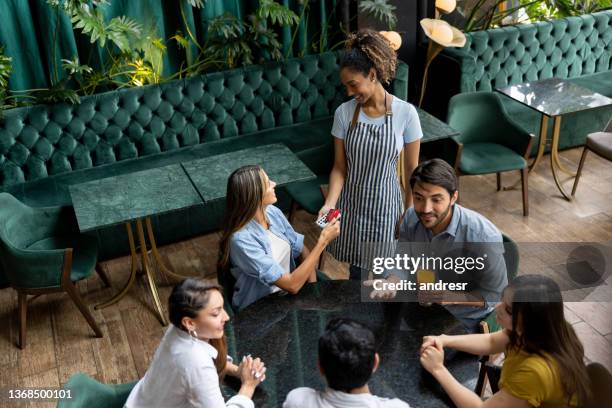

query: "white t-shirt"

left=283, top=387, right=410, bottom=408
left=266, top=230, right=291, bottom=294
left=331, top=96, right=423, bottom=153
left=125, top=325, right=253, bottom=408
left=267, top=230, right=291, bottom=274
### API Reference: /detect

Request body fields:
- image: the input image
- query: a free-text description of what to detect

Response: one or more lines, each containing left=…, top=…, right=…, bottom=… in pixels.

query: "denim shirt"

left=230, top=205, right=304, bottom=311
left=398, top=204, right=507, bottom=329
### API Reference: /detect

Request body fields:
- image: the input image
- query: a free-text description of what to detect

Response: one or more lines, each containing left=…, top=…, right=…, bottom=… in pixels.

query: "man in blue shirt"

left=371, top=159, right=507, bottom=331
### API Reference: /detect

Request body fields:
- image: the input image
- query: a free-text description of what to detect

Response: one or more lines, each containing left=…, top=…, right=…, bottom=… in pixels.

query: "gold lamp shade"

left=435, top=0, right=456, bottom=14
left=379, top=31, right=402, bottom=51
left=420, top=18, right=466, bottom=48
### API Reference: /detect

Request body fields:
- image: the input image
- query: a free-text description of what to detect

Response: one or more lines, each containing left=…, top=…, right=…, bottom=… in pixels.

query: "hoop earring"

left=190, top=329, right=198, bottom=340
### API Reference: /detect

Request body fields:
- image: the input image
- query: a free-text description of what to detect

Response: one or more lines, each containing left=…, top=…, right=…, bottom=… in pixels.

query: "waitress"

left=321, top=29, right=422, bottom=280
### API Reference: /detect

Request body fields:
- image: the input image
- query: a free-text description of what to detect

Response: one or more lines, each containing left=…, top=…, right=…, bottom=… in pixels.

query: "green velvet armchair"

left=0, top=193, right=109, bottom=348
left=57, top=373, right=137, bottom=408
left=447, top=92, right=534, bottom=216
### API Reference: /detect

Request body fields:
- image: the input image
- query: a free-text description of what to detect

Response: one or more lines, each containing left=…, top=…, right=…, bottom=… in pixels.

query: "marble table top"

left=69, top=164, right=201, bottom=232
left=182, top=143, right=316, bottom=202
left=496, top=78, right=612, bottom=117
left=225, top=280, right=479, bottom=407
left=417, top=107, right=460, bottom=142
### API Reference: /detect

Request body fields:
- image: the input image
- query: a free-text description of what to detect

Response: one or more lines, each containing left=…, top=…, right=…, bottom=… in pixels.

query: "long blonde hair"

left=218, top=165, right=266, bottom=274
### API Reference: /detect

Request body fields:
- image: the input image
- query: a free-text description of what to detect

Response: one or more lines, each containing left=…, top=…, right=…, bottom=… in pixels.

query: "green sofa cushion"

left=570, top=70, right=612, bottom=98
left=27, top=234, right=98, bottom=282
left=459, top=143, right=527, bottom=174
left=459, top=11, right=612, bottom=93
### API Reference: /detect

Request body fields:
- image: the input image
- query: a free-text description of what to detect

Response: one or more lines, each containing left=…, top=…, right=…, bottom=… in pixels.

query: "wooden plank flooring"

left=0, top=147, right=611, bottom=407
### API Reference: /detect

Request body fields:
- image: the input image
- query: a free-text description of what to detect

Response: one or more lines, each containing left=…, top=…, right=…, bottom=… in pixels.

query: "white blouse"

left=125, top=325, right=253, bottom=408
left=266, top=230, right=291, bottom=294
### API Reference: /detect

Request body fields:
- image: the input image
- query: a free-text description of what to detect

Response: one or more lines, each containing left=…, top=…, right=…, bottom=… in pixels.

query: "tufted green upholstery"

left=435, top=11, right=612, bottom=152
left=0, top=51, right=409, bottom=263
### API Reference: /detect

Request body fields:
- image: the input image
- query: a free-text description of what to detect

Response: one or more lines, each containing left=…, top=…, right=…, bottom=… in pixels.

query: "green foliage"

left=29, top=81, right=80, bottom=105
left=358, top=0, right=397, bottom=29
left=257, top=0, right=300, bottom=26
left=61, top=56, right=93, bottom=75
left=459, top=0, right=612, bottom=32
left=176, top=0, right=299, bottom=72
left=459, top=0, right=539, bottom=31
left=0, top=0, right=311, bottom=113
left=520, top=0, right=612, bottom=20
left=187, top=0, right=205, bottom=8
left=0, top=47, right=11, bottom=89
left=0, top=46, right=12, bottom=112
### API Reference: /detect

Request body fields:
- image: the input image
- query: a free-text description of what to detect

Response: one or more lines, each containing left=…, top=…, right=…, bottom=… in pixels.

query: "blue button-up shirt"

left=230, top=205, right=304, bottom=311
left=398, top=204, right=507, bottom=329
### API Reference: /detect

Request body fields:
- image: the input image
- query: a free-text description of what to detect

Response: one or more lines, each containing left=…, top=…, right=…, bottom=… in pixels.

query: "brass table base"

left=508, top=114, right=577, bottom=200
left=95, top=217, right=190, bottom=325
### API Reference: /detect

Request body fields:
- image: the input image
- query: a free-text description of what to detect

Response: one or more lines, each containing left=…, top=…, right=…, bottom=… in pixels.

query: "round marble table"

left=223, top=280, right=479, bottom=407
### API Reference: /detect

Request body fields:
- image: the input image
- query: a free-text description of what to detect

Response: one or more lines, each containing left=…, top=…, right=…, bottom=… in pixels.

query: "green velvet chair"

left=447, top=92, right=534, bottom=216
left=475, top=232, right=519, bottom=395
left=57, top=373, right=137, bottom=408
left=0, top=193, right=109, bottom=348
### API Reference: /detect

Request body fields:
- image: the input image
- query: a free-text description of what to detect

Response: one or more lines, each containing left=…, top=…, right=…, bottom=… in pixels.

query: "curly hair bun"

left=343, top=29, right=397, bottom=85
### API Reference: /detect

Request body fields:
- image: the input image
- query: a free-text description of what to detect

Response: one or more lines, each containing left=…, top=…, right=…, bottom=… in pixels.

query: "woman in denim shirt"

left=218, top=165, right=340, bottom=311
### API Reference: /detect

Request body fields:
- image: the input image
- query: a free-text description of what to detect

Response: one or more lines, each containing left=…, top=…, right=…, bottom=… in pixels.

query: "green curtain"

left=0, top=0, right=340, bottom=92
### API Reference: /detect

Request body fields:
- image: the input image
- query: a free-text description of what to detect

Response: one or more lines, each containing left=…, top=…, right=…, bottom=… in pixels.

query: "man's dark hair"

left=409, top=158, right=458, bottom=196
left=318, top=318, right=376, bottom=392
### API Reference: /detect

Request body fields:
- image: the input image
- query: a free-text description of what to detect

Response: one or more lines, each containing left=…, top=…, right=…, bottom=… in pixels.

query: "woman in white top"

left=125, top=279, right=265, bottom=408
left=218, top=165, right=340, bottom=311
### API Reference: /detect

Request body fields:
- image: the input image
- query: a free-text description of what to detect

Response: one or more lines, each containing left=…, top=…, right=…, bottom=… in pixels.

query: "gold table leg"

left=136, top=219, right=168, bottom=326
left=529, top=114, right=549, bottom=172
left=145, top=217, right=192, bottom=282
left=94, top=222, right=139, bottom=310
left=95, top=216, right=190, bottom=325
left=549, top=116, right=573, bottom=201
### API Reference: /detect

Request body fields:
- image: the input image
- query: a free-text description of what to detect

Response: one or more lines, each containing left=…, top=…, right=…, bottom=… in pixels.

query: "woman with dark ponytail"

left=125, top=279, right=265, bottom=408
left=321, top=29, right=422, bottom=280
left=420, top=275, right=590, bottom=407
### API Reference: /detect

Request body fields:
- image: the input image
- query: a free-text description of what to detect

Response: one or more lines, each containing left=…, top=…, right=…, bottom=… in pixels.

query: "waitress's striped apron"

left=328, top=93, right=403, bottom=270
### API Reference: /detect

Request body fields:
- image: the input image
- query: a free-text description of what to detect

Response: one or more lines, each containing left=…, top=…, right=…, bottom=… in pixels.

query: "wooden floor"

left=1, top=147, right=611, bottom=407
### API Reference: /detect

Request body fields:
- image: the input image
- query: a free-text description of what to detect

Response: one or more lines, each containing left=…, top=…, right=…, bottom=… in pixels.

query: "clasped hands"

left=419, top=335, right=446, bottom=375
left=238, top=354, right=267, bottom=385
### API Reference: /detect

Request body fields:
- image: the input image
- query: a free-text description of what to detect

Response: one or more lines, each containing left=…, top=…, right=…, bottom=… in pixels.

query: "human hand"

left=420, top=342, right=445, bottom=374
left=238, top=355, right=266, bottom=387
left=420, top=335, right=444, bottom=355
left=318, top=204, right=333, bottom=219
left=318, top=218, right=340, bottom=246
left=363, top=279, right=397, bottom=300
